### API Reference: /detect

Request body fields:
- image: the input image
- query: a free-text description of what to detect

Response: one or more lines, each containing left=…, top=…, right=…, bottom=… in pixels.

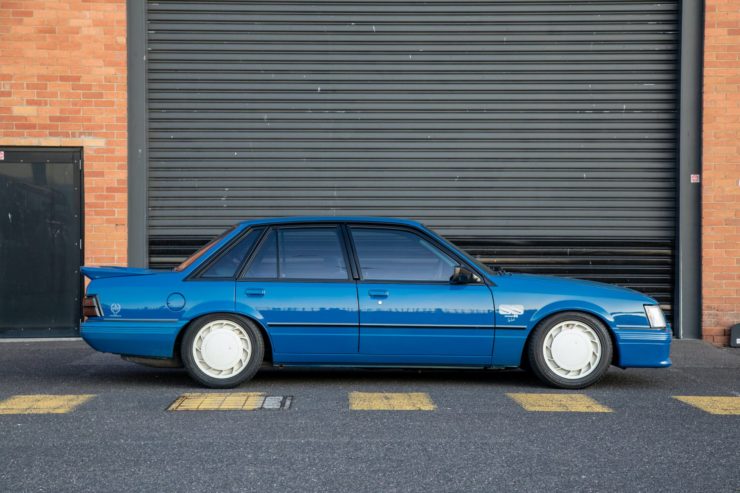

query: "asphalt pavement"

left=0, top=339, right=737, bottom=493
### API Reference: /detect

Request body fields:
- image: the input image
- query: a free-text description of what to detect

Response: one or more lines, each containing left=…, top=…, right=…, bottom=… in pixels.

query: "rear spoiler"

left=81, top=266, right=159, bottom=280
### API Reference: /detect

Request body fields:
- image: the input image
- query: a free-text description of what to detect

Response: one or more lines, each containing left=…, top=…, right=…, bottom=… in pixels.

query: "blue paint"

left=81, top=216, right=671, bottom=372
left=357, top=283, right=494, bottom=358
left=81, top=320, right=185, bottom=358
left=235, top=280, right=359, bottom=355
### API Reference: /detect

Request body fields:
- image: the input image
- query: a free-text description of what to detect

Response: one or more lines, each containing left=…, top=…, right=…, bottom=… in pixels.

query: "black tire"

left=527, top=311, right=613, bottom=389
left=181, top=313, right=264, bottom=389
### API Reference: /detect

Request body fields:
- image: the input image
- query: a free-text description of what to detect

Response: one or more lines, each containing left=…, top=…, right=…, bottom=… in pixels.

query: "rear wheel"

left=181, top=314, right=264, bottom=388
left=527, top=312, right=612, bottom=389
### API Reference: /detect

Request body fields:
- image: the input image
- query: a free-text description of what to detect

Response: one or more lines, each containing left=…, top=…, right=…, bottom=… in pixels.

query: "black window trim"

left=186, top=226, right=266, bottom=281
left=238, top=223, right=354, bottom=283
left=185, top=220, right=490, bottom=286
left=340, top=224, right=360, bottom=280
left=346, top=223, right=488, bottom=286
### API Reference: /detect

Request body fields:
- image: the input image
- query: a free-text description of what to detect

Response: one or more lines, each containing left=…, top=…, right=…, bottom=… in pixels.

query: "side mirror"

left=450, top=266, right=481, bottom=284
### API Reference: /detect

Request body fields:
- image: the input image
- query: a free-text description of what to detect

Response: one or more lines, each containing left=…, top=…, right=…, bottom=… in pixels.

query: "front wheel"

left=527, top=312, right=613, bottom=389
left=181, top=314, right=264, bottom=388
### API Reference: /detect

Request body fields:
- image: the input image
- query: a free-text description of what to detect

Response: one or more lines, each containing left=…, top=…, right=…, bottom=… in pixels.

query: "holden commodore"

left=81, top=217, right=671, bottom=389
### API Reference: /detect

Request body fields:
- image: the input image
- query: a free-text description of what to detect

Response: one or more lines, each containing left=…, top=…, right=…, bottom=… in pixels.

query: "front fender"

left=491, top=299, right=617, bottom=368
left=529, top=299, right=616, bottom=331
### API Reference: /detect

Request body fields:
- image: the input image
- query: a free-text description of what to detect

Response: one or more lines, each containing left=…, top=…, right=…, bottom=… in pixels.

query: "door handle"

left=245, top=288, right=265, bottom=297
left=368, top=289, right=389, bottom=298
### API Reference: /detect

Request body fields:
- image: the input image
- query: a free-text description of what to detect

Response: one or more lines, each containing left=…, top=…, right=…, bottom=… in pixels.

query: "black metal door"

left=0, top=148, right=83, bottom=337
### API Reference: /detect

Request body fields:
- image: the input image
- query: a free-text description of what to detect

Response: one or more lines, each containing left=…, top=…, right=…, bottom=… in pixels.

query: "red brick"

left=0, top=0, right=127, bottom=267
left=703, top=0, right=740, bottom=347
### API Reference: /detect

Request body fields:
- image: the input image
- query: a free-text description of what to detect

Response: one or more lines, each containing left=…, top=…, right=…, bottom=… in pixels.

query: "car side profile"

left=81, top=217, right=671, bottom=389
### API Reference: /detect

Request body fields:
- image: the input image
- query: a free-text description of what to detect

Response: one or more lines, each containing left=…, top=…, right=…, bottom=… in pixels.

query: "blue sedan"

left=81, top=217, right=671, bottom=389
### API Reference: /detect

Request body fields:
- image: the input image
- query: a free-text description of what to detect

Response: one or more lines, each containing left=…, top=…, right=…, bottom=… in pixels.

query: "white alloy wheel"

left=192, top=320, right=252, bottom=379
left=542, top=320, right=602, bottom=379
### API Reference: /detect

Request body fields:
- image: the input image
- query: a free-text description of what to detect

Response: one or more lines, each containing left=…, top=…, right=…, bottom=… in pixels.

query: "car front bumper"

left=614, top=325, right=672, bottom=368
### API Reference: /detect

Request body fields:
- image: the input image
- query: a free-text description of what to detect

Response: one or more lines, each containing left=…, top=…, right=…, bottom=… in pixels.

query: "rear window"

left=174, top=226, right=236, bottom=272
left=199, top=228, right=262, bottom=279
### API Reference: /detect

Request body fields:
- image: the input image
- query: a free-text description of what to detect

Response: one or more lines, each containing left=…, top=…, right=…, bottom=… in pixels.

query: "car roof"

left=236, top=216, right=425, bottom=228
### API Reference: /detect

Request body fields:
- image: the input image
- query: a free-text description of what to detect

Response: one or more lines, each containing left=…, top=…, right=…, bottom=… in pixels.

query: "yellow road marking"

left=168, top=392, right=266, bottom=411
left=673, top=396, right=740, bottom=415
left=0, top=394, right=95, bottom=414
left=507, top=393, right=612, bottom=413
left=349, top=392, right=436, bottom=411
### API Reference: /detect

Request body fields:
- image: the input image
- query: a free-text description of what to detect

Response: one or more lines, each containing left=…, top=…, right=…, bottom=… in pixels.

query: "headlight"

left=644, top=305, right=666, bottom=328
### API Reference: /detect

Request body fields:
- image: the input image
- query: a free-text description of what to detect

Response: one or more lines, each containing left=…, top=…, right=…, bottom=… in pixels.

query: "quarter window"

left=200, top=228, right=262, bottom=279
left=350, top=227, right=457, bottom=282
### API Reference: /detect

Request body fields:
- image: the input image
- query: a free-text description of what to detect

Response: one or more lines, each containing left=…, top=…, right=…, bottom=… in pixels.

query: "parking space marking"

left=349, top=392, right=436, bottom=411
left=506, top=393, right=613, bottom=413
left=0, top=394, right=95, bottom=414
left=673, top=396, right=740, bottom=415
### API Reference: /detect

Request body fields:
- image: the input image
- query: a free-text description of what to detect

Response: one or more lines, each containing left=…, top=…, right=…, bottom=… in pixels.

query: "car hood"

left=486, top=272, right=657, bottom=303
left=81, top=266, right=164, bottom=280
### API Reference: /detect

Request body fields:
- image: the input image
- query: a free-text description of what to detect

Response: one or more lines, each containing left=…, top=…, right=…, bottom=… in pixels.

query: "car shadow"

left=91, top=363, right=658, bottom=391
left=74, top=363, right=595, bottom=390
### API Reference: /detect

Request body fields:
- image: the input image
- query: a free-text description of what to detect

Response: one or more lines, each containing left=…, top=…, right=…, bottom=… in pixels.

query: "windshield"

left=466, top=253, right=497, bottom=275
left=174, top=226, right=236, bottom=272
left=440, top=237, right=497, bottom=275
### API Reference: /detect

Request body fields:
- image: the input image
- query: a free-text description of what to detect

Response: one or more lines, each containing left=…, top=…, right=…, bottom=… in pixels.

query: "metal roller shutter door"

left=145, top=1, right=678, bottom=316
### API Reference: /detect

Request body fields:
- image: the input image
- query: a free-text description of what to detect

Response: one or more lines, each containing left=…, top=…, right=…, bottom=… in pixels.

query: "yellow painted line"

left=507, top=393, right=612, bottom=413
left=349, top=392, right=436, bottom=411
left=168, top=392, right=266, bottom=411
left=0, top=394, right=95, bottom=415
left=674, top=396, right=740, bottom=415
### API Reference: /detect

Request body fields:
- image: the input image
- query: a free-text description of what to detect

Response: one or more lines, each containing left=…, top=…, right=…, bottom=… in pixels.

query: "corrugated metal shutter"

left=145, top=1, right=678, bottom=314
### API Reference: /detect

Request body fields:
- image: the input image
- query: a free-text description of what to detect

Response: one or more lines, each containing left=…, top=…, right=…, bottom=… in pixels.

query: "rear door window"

left=279, top=227, right=348, bottom=280
left=242, top=230, right=278, bottom=279
left=241, top=226, right=349, bottom=280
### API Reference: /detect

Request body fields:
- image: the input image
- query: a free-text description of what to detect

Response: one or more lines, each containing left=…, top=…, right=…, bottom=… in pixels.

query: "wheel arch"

left=522, top=307, right=620, bottom=366
left=173, top=311, right=274, bottom=364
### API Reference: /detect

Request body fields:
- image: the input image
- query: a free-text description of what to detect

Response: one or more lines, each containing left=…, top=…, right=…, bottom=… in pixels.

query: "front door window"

left=350, top=228, right=457, bottom=282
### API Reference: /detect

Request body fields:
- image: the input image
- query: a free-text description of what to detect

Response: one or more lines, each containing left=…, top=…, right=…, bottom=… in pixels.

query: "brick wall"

left=703, top=0, right=740, bottom=346
left=0, top=0, right=127, bottom=266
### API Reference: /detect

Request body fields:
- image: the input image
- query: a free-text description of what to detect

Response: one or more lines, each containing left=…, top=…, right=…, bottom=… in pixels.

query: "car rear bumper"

left=614, top=326, right=672, bottom=368
left=81, top=319, right=184, bottom=358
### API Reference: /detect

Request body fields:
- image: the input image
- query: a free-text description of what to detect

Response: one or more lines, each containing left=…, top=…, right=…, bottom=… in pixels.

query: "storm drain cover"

left=168, top=392, right=292, bottom=411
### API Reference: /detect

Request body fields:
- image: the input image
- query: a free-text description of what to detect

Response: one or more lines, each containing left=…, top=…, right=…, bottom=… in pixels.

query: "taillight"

left=83, top=295, right=102, bottom=318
